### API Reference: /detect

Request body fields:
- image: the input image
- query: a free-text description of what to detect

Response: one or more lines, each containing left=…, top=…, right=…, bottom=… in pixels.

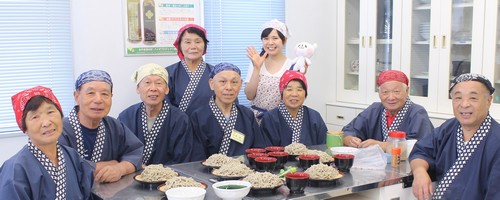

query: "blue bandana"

left=210, top=62, right=241, bottom=78
left=75, top=70, right=113, bottom=91
left=449, top=73, right=495, bottom=95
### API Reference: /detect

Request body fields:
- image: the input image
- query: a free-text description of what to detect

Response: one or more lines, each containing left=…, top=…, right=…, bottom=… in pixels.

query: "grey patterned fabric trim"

left=28, top=141, right=67, bottom=200
left=69, top=106, right=105, bottom=162
left=433, top=115, right=491, bottom=199
left=209, top=96, right=238, bottom=155
left=178, top=60, right=206, bottom=112
left=278, top=102, right=304, bottom=143
left=140, top=100, right=169, bottom=164
left=381, top=97, right=412, bottom=141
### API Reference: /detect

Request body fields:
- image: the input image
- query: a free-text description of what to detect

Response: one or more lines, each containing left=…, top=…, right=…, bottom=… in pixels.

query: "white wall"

left=0, top=135, right=27, bottom=164
left=0, top=0, right=337, bottom=164
left=285, top=0, right=337, bottom=117
left=71, top=0, right=179, bottom=118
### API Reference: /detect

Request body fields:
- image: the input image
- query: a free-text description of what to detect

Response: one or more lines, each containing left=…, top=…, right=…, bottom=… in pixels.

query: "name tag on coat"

left=230, top=130, right=245, bottom=144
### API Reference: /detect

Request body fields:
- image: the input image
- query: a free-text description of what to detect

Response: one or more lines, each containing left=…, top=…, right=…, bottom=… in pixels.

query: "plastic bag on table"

left=351, top=144, right=387, bottom=170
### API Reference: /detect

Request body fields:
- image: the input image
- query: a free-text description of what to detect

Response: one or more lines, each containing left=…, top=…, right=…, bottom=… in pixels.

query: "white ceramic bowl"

left=165, top=187, right=206, bottom=200
left=212, top=180, right=252, bottom=200
left=330, top=147, right=360, bottom=156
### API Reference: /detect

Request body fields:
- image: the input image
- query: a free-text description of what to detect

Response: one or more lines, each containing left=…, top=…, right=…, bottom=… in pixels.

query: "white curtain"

left=0, top=0, right=74, bottom=135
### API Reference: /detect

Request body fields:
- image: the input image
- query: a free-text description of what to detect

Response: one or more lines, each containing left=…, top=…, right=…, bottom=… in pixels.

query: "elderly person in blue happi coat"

left=58, top=70, right=143, bottom=183
left=0, top=86, right=93, bottom=199
left=342, top=70, right=434, bottom=151
left=259, top=70, right=327, bottom=146
left=118, top=63, right=193, bottom=165
left=166, top=24, right=215, bottom=116
left=410, top=74, right=500, bottom=200
left=190, top=63, right=262, bottom=161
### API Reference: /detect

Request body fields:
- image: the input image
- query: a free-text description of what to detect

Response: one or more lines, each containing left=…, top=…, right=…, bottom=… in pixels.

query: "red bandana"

left=173, top=24, right=207, bottom=60
left=279, top=70, right=308, bottom=94
left=377, top=70, right=408, bottom=86
left=11, top=86, right=62, bottom=132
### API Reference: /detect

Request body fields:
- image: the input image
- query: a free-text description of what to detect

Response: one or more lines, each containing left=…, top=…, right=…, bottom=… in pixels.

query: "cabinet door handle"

left=369, top=36, right=373, bottom=48
left=442, top=35, right=446, bottom=49
left=362, top=36, right=365, bottom=48
left=433, top=35, right=437, bottom=48
left=336, top=115, right=345, bottom=120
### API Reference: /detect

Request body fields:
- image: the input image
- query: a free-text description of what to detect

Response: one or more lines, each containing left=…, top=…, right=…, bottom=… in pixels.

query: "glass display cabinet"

left=483, top=0, right=500, bottom=115
left=337, top=0, right=401, bottom=104
left=337, top=0, right=500, bottom=116
left=400, top=0, right=484, bottom=114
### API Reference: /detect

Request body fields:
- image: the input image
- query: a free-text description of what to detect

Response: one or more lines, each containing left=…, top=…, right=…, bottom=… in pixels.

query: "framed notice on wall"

left=123, top=0, right=203, bottom=56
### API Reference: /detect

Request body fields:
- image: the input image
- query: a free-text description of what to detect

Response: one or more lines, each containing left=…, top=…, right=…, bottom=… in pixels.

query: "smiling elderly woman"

left=259, top=70, right=327, bottom=146
left=166, top=24, right=215, bottom=116
left=0, top=86, right=93, bottom=199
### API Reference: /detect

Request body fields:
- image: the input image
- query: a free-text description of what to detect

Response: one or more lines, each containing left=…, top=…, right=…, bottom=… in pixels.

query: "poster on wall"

left=123, top=0, right=203, bottom=56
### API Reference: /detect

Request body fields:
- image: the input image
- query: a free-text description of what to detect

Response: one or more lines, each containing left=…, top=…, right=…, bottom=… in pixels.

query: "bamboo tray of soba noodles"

left=211, top=162, right=254, bottom=180
left=305, top=163, right=343, bottom=187
left=284, top=143, right=309, bottom=161
left=134, top=164, right=179, bottom=189
left=157, top=176, right=207, bottom=192
left=243, top=172, right=285, bottom=196
left=201, top=153, right=242, bottom=169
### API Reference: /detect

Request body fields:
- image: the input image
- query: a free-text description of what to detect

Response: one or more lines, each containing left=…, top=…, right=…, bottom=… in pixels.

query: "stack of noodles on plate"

left=204, top=153, right=241, bottom=167
left=212, top=162, right=253, bottom=177
left=303, top=149, right=335, bottom=163
left=284, top=143, right=308, bottom=155
left=161, top=176, right=205, bottom=191
left=137, top=164, right=178, bottom=182
left=243, top=172, right=283, bottom=189
left=305, top=163, right=341, bottom=180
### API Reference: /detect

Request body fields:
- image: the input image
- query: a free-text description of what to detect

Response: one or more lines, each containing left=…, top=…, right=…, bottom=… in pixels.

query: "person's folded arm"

left=411, top=158, right=433, bottom=200
left=94, top=161, right=135, bottom=183
left=360, top=139, right=388, bottom=151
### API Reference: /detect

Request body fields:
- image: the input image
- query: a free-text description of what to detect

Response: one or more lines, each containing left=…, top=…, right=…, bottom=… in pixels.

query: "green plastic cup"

left=326, top=131, right=344, bottom=148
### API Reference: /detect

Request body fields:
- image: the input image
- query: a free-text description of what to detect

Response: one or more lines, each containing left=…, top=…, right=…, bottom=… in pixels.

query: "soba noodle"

left=243, top=172, right=282, bottom=188
left=212, top=162, right=253, bottom=177
left=204, top=153, right=240, bottom=167
left=305, top=163, right=340, bottom=180
left=138, top=164, right=178, bottom=182
left=161, top=176, right=204, bottom=191
left=304, top=149, right=335, bottom=163
left=284, top=143, right=308, bottom=155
